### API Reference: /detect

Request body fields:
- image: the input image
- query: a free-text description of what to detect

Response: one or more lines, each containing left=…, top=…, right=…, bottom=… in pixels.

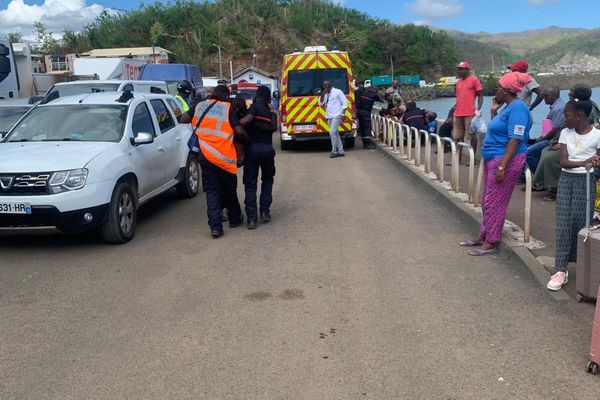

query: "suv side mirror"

left=314, top=88, right=323, bottom=96
left=131, top=132, right=154, bottom=145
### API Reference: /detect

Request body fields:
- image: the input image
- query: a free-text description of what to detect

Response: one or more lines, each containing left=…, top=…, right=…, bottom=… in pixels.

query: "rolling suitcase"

left=586, top=287, right=600, bottom=375
left=576, top=168, right=600, bottom=302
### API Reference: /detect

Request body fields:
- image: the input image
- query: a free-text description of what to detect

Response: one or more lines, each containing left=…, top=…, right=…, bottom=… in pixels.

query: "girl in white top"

left=548, top=99, right=600, bottom=291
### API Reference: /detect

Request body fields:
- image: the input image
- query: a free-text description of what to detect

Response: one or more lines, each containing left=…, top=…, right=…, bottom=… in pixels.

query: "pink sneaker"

left=547, top=271, right=568, bottom=291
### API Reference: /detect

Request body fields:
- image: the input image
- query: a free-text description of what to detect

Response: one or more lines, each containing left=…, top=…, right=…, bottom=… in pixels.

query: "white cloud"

left=413, top=20, right=429, bottom=26
left=0, top=0, right=108, bottom=38
left=528, top=0, right=558, bottom=5
left=409, top=0, right=464, bottom=19
left=330, top=0, right=346, bottom=5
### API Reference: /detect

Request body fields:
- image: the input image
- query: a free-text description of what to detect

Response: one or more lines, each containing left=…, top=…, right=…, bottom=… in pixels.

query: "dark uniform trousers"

left=357, top=109, right=373, bottom=146
left=201, top=160, right=243, bottom=230
left=243, top=142, right=276, bottom=221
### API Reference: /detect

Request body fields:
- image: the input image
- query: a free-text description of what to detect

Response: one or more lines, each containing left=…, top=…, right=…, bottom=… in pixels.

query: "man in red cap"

left=507, top=60, right=543, bottom=112
left=453, top=61, right=483, bottom=164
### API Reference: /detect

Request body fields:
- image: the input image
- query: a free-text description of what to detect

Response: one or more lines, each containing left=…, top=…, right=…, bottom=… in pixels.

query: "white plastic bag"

left=470, top=115, right=487, bottom=134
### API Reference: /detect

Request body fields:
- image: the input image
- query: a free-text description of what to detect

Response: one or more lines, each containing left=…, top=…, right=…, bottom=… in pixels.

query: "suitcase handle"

left=586, top=164, right=593, bottom=229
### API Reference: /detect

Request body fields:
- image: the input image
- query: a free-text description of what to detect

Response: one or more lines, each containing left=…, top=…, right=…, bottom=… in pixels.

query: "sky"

left=0, top=0, right=599, bottom=38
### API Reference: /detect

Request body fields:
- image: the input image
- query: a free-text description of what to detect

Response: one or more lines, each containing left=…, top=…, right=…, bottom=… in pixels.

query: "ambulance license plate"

left=0, top=202, right=32, bottom=214
left=294, top=124, right=316, bottom=132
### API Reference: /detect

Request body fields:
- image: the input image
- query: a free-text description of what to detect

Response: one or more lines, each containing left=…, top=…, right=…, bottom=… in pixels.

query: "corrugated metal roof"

left=81, top=47, right=172, bottom=57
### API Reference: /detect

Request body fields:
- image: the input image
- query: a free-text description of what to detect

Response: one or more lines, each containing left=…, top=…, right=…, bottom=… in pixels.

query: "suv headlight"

left=49, top=168, right=88, bottom=194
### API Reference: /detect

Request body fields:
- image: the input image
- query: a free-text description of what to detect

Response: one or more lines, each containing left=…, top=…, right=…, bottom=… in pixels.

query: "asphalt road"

left=2, top=141, right=600, bottom=399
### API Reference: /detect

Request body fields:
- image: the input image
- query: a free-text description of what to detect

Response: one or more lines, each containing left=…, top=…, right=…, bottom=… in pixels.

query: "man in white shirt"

left=319, top=80, right=348, bottom=158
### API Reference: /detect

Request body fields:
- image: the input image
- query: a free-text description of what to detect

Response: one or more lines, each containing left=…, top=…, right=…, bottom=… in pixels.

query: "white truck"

left=73, top=58, right=147, bottom=80
left=0, top=38, right=19, bottom=99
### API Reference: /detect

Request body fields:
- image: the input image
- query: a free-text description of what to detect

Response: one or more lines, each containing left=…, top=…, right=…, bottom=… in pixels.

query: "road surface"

left=2, top=142, right=599, bottom=399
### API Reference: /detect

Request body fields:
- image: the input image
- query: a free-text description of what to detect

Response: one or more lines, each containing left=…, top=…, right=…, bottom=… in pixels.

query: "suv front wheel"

left=176, top=154, right=200, bottom=198
left=101, top=182, right=137, bottom=244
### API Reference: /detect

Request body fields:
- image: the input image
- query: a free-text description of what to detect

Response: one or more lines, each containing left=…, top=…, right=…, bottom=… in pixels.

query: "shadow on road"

left=0, top=189, right=183, bottom=249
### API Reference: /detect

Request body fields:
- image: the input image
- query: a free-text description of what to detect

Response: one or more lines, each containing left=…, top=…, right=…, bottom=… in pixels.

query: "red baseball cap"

left=457, top=61, right=470, bottom=69
left=508, top=60, right=529, bottom=73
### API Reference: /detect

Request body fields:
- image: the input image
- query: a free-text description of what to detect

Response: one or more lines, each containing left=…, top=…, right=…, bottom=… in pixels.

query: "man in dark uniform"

left=240, top=85, right=277, bottom=229
left=355, top=81, right=381, bottom=149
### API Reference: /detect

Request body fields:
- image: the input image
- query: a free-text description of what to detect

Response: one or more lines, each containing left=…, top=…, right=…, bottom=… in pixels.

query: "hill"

left=76, top=0, right=458, bottom=81
left=445, top=26, right=600, bottom=74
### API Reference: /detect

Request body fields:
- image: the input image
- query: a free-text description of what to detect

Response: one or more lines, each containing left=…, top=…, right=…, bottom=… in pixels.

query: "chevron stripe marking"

left=319, top=54, right=337, bottom=69
left=298, top=54, right=317, bottom=70
left=286, top=97, right=311, bottom=121
left=288, top=54, right=310, bottom=71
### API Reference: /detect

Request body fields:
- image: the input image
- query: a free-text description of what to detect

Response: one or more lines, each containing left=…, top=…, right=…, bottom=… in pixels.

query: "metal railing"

left=428, top=133, right=444, bottom=181
left=441, top=137, right=458, bottom=191
left=421, top=129, right=431, bottom=174
left=414, top=127, right=423, bottom=167
left=370, top=112, right=534, bottom=244
left=395, top=122, right=404, bottom=156
left=524, top=165, right=532, bottom=243
left=457, top=143, right=475, bottom=202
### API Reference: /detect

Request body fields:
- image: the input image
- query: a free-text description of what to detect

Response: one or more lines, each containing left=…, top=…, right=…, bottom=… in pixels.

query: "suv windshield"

left=0, top=106, right=30, bottom=134
left=6, top=104, right=128, bottom=142
left=45, top=83, right=121, bottom=100
left=288, top=68, right=349, bottom=97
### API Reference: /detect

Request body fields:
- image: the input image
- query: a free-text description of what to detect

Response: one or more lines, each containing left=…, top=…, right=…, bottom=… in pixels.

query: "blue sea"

left=417, top=89, right=600, bottom=139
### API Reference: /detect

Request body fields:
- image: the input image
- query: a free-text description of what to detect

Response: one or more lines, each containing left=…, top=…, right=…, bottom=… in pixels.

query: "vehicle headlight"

left=49, top=169, right=88, bottom=193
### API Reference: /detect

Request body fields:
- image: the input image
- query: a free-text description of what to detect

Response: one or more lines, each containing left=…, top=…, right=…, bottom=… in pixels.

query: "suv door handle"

left=157, top=146, right=165, bottom=152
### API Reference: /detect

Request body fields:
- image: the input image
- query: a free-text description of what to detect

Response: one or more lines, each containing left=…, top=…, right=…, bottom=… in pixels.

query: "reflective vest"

left=192, top=100, right=237, bottom=174
left=175, top=94, right=190, bottom=112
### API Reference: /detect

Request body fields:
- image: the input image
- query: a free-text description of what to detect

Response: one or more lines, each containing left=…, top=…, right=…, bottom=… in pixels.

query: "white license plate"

left=294, top=124, right=316, bottom=132
left=0, top=202, right=32, bottom=214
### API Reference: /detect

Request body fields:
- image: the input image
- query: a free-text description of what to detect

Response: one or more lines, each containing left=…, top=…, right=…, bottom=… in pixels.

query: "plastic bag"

left=470, top=115, right=487, bottom=134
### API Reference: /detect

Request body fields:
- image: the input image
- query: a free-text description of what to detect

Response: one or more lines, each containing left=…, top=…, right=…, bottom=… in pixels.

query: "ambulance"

left=279, top=46, right=357, bottom=150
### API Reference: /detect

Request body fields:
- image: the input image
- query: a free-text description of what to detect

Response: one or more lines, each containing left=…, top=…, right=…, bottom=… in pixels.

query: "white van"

left=42, top=80, right=169, bottom=103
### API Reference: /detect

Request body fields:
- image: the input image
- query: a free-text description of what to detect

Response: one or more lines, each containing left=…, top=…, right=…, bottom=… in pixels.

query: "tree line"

left=10, top=0, right=459, bottom=81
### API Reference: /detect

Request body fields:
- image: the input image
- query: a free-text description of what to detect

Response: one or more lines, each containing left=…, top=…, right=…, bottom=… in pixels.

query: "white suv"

left=0, top=91, right=199, bottom=243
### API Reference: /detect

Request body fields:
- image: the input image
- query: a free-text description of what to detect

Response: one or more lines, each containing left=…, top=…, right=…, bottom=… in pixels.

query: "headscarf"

left=498, top=72, right=532, bottom=95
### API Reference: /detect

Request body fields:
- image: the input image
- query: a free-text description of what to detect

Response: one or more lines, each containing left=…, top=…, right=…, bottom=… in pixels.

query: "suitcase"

left=586, top=287, right=600, bottom=375
left=576, top=168, right=600, bottom=302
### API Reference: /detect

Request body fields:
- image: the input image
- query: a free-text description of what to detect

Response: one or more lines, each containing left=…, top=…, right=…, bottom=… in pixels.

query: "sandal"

left=522, top=185, right=545, bottom=192
left=543, top=194, right=556, bottom=201
left=468, top=248, right=499, bottom=256
left=459, top=240, right=482, bottom=247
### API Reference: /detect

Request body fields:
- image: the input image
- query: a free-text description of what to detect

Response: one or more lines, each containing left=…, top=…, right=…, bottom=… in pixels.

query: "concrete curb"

left=374, top=142, right=571, bottom=302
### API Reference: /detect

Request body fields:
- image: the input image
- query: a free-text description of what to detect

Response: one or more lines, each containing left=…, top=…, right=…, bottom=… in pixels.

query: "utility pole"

left=213, top=43, right=223, bottom=78
left=230, top=60, right=233, bottom=83
left=491, top=54, right=495, bottom=74
left=390, top=55, right=394, bottom=78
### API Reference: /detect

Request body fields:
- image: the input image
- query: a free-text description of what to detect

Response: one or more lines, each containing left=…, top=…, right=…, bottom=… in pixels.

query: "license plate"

left=294, top=124, right=316, bottom=132
left=0, top=202, right=32, bottom=214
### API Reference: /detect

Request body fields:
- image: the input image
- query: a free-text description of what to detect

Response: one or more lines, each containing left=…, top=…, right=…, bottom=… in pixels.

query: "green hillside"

left=525, top=28, right=600, bottom=67
left=76, top=0, right=458, bottom=80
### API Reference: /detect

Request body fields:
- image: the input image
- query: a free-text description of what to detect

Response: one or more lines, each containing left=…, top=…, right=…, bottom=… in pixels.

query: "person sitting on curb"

left=547, top=99, right=600, bottom=291
left=438, top=106, right=455, bottom=153
left=525, top=86, right=565, bottom=177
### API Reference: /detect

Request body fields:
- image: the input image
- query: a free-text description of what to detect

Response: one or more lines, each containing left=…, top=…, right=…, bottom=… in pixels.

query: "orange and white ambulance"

left=279, top=46, right=357, bottom=150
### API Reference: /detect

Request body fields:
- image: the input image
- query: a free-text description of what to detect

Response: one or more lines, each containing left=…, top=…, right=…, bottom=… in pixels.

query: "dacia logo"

left=0, top=43, right=11, bottom=84
left=0, top=176, right=14, bottom=191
